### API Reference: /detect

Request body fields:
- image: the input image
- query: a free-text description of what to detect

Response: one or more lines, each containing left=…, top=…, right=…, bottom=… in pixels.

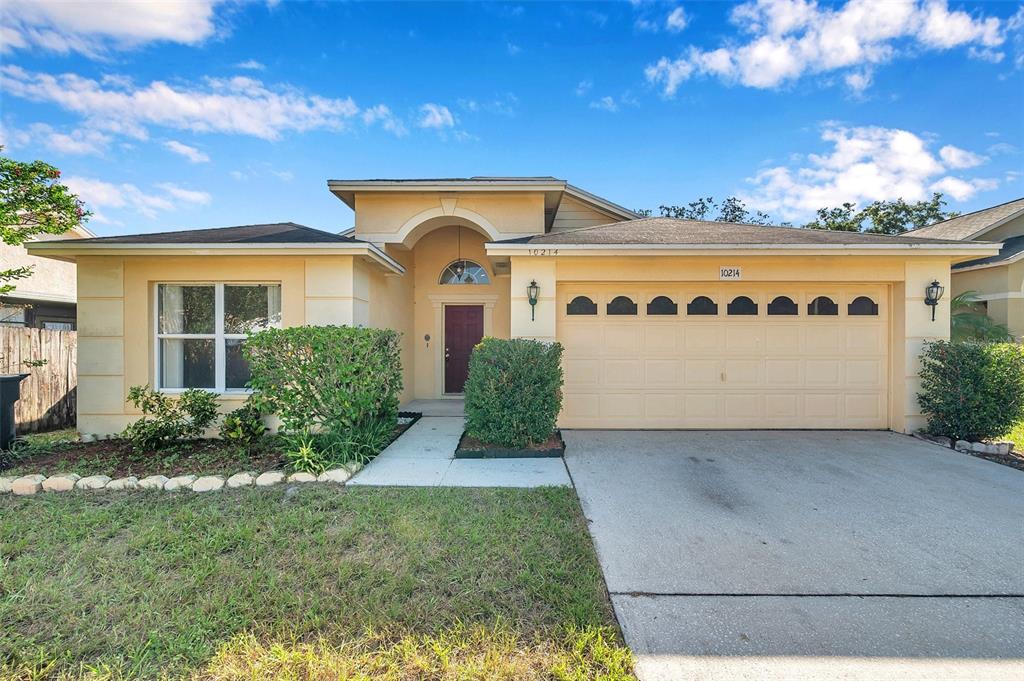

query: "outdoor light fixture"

left=924, top=279, right=944, bottom=321
left=527, top=280, right=540, bottom=320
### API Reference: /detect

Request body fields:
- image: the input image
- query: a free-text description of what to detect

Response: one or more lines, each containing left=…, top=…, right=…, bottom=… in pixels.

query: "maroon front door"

left=444, top=305, right=484, bottom=394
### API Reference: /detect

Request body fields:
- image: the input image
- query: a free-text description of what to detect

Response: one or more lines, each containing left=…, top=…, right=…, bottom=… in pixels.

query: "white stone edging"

left=0, top=462, right=364, bottom=497
left=913, top=432, right=1016, bottom=456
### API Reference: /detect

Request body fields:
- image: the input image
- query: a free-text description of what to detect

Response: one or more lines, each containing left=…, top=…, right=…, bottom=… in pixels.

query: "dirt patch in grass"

left=0, top=486, right=632, bottom=679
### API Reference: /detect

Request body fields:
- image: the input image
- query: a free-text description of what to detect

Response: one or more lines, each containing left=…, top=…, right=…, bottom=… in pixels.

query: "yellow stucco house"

left=27, top=177, right=999, bottom=439
left=906, top=197, right=1024, bottom=340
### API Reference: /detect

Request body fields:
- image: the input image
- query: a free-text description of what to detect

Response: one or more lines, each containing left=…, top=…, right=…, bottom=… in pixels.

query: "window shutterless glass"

left=156, top=283, right=281, bottom=392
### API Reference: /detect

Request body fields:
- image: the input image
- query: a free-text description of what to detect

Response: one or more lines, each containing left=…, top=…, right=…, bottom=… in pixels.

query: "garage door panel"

left=558, top=284, right=888, bottom=430
left=643, top=325, right=680, bottom=353
left=765, top=359, right=801, bottom=385
left=724, top=359, right=762, bottom=386
left=604, top=325, right=640, bottom=354
left=604, top=359, right=642, bottom=386
left=563, top=358, right=601, bottom=387
left=684, top=359, right=720, bottom=385
left=644, top=359, right=682, bottom=385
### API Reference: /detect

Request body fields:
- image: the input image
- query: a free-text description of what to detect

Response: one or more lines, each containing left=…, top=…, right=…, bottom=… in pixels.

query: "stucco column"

left=509, top=256, right=556, bottom=340
left=896, top=259, right=951, bottom=434
left=304, top=256, right=363, bottom=325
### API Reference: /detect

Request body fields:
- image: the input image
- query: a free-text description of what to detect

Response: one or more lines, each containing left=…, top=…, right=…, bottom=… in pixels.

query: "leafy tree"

left=0, top=149, right=89, bottom=297
left=805, top=193, right=956, bottom=234
left=657, top=196, right=774, bottom=225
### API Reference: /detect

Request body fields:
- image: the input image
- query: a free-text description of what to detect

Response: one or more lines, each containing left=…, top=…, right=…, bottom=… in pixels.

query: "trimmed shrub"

left=464, top=337, right=563, bottom=448
left=122, top=385, right=219, bottom=451
left=918, top=340, right=1024, bottom=442
left=244, top=325, right=403, bottom=467
left=219, top=401, right=267, bottom=445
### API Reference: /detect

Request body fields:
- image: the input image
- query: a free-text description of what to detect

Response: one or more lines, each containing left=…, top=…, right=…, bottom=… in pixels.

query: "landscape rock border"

left=913, top=432, right=1015, bottom=456
left=0, top=462, right=364, bottom=497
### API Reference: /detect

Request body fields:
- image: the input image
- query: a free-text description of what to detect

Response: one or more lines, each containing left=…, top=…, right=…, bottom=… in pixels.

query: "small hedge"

left=918, top=340, right=1024, bottom=442
left=464, top=337, right=563, bottom=448
left=244, top=326, right=403, bottom=468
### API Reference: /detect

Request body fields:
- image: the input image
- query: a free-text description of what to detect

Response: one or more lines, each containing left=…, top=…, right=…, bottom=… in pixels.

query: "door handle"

left=445, top=348, right=451, bottom=362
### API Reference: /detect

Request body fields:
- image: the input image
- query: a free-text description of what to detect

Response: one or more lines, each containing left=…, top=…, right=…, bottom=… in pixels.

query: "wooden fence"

left=0, top=327, right=77, bottom=432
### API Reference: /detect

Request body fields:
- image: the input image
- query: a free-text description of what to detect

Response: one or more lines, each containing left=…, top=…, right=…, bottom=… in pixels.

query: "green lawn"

left=0, top=486, right=633, bottom=680
left=1005, top=421, right=1024, bottom=451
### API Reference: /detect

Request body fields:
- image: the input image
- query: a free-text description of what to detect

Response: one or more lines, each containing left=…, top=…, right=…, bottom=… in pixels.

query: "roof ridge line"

left=905, top=196, right=1024, bottom=233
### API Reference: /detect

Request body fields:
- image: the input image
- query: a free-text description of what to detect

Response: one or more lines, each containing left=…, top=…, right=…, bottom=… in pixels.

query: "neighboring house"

left=0, top=224, right=95, bottom=330
left=28, top=176, right=997, bottom=438
left=906, top=197, right=1024, bottom=339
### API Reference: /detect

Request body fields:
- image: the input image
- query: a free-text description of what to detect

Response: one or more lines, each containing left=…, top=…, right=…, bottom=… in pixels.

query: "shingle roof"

left=904, top=197, right=1024, bottom=241
left=71, top=222, right=360, bottom=245
left=500, top=217, right=970, bottom=246
left=953, top=234, right=1024, bottom=269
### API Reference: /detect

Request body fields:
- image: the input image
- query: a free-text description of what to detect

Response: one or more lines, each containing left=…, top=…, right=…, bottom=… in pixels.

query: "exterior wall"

left=951, top=262, right=1024, bottom=339
left=354, top=192, right=546, bottom=243
left=979, top=213, right=1024, bottom=243
left=75, top=254, right=368, bottom=437
left=411, top=226, right=510, bottom=398
left=1, top=230, right=88, bottom=328
left=508, top=254, right=954, bottom=434
left=550, top=195, right=619, bottom=233
left=365, top=249, right=415, bottom=404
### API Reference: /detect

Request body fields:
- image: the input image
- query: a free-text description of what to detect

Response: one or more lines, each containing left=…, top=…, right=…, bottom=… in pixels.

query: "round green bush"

left=464, top=337, right=563, bottom=448
left=918, top=340, right=1024, bottom=442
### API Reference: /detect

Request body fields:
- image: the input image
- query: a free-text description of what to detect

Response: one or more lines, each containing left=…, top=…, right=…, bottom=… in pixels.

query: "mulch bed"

left=455, top=431, right=565, bottom=459
left=2, top=415, right=421, bottom=478
left=0, top=438, right=287, bottom=478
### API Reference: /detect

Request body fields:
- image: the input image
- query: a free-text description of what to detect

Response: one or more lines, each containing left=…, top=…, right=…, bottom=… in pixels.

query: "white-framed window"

left=155, top=283, right=282, bottom=392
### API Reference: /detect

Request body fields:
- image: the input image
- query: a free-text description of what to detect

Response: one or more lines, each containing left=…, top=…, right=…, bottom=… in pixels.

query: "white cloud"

left=1, top=66, right=363, bottom=141
left=418, top=103, right=455, bottom=129
left=6, top=122, right=113, bottom=155
left=666, top=7, right=688, bottom=32
left=163, top=140, right=210, bottom=163
left=589, top=96, right=619, bottom=112
left=1, top=0, right=223, bottom=55
left=506, top=41, right=521, bottom=56
left=742, top=124, right=996, bottom=220
left=154, top=182, right=212, bottom=205
left=64, top=175, right=213, bottom=221
left=235, top=59, right=265, bottom=71
left=938, top=144, right=985, bottom=169
left=646, top=0, right=1010, bottom=96
left=844, top=68, right=873, bottom=95
left=575, top=79, right=593, bottom=96
left=361, top=104, right=408, bottom=136
left=929, top=176, right=998, bottom=201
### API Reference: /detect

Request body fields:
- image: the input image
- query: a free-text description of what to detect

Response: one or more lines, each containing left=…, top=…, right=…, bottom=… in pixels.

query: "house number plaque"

left=719, top=266, right=742, bottom=280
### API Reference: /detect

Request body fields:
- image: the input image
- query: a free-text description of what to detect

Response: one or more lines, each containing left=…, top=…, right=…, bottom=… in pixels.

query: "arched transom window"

left=439, top=260, right=490, bottom=285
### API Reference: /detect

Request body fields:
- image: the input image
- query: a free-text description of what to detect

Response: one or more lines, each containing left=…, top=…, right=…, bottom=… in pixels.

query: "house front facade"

left=907, top=197, right=1024, bottom=340
left=29, top=177, right=998, bottom=438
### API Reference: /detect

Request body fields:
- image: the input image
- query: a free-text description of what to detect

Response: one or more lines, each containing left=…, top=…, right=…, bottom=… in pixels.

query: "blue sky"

left=2, top=0, right=1022, bottom=235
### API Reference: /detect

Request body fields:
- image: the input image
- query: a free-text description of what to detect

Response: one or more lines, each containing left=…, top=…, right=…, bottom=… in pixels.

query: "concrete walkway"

left=348, top=416, right=571, bottom=488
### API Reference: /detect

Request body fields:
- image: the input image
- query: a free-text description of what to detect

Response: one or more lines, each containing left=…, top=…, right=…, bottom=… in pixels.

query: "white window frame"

left=153, top=282, right=281, bottom=394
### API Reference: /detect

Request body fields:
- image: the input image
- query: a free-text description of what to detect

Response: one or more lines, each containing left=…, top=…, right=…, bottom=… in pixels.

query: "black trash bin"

left=0, top=374, right=29, bottom=451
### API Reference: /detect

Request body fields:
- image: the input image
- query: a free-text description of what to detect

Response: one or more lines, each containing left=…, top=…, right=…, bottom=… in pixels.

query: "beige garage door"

left=557, top=284, right=889, bottom=429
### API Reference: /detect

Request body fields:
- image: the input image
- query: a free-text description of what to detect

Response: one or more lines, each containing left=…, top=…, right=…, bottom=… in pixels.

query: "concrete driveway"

left=564, top=430, right=1024, bottom=680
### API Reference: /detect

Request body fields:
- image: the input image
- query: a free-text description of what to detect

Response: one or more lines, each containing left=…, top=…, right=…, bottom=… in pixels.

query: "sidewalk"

left=348, top=416, right=571, bottom=488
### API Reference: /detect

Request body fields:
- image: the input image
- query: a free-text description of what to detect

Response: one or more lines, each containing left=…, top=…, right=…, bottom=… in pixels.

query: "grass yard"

left=1004, top=421, right=1024, bottom=451
left=0, top=485, right=633, bottom=680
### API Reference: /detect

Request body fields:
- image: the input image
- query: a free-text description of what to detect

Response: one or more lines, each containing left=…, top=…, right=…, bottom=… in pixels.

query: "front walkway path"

left=348, top=416, right=571, bottom=488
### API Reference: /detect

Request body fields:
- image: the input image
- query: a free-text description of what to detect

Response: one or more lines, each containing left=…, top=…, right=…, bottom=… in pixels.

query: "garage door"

left=557, top=284, right=889, bottom=429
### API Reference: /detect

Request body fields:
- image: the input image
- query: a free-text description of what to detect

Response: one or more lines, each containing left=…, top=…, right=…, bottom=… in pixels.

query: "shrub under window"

left=917, top=340, right=1024, bottom=442
left=464, top=337, right=563, bottom=448
left=244, top=325, right=403, bottom=469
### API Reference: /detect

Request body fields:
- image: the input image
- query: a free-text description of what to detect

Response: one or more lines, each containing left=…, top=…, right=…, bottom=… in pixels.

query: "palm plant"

left=950, top=291, right=1013, bottom=342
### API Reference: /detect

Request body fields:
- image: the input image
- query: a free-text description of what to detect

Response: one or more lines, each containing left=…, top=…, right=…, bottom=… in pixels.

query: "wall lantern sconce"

left=924, top=279, right=944, bottom=321
left=527, top=280, right=540, bottom=320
